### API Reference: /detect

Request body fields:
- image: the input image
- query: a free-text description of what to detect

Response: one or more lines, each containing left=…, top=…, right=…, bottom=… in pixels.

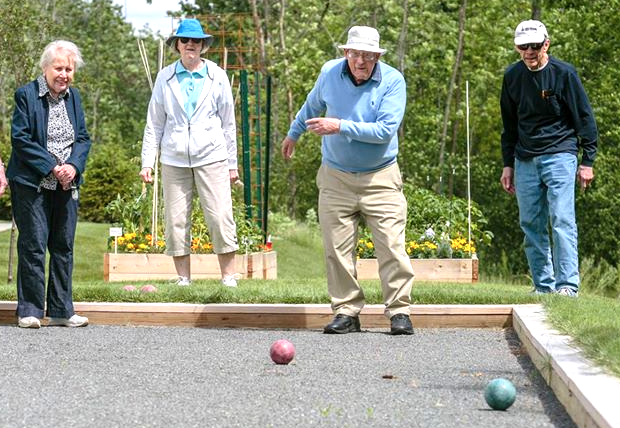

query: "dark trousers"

left=10, top=181, right=78, bottom=319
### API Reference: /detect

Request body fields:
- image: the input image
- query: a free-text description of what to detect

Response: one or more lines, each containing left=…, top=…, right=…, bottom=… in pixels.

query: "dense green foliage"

left=1, top=0, right=620, bottom=279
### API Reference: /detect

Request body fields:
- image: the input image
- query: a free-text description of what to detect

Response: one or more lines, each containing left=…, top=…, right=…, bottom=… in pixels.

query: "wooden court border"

left=0, top=301, right=514, bottom=329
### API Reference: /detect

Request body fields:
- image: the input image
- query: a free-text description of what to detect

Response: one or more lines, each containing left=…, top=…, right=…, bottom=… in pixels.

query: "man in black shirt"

left=500, top=20, right=598, bottom=297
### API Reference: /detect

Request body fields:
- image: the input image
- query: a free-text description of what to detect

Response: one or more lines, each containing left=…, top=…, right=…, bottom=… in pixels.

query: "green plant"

left=304, top=208, right=319, bottom=230
left=403, top=185, right=493, bottom=251
left=105, top=186, right=153, bottom=235
left=356, top=228, right=376, bottom=259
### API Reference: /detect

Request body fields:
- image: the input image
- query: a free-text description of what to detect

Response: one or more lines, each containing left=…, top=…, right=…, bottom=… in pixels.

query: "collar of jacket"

left=164, top=60, right=216, bottom=120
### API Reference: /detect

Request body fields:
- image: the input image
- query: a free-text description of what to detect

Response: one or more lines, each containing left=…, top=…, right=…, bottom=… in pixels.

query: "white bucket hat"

left=514, top=20, right=548, bottom=45
left=338, top=26, right=386, bottom=54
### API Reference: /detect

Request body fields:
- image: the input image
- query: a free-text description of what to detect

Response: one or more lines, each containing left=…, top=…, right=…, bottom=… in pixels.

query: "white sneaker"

left=48, top=314, right=89, bottom=327
left=170, top=276, right=191, bottom=286
left=557, top=287, right=578, bottom=297
left=18, top=316, right=41, bottom=329
left=221, top=273, right=242, bottom=288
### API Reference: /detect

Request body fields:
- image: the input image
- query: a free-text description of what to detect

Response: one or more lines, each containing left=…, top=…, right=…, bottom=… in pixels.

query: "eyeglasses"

left=346, top=50, right=379, bottom=62
left=516, top=41, right=545, bottom=51
left=179, top=37, right=203, bottom=44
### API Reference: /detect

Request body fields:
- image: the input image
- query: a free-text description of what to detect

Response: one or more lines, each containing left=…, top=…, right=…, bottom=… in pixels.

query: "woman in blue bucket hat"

left=140, top=19, right=241, bottom=288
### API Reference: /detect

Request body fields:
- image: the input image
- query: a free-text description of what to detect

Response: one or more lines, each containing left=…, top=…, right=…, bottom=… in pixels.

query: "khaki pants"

left=162, top=161, right=238, bottom=256
left=317, top=163, right=414, bottom=319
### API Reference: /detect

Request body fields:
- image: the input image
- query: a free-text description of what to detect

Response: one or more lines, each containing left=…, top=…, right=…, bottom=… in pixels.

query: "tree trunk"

left=277, top=0, right=296, bottom=216
left=447, top=43, right=465, bottom=197
left=249, top=0, right=266, bottom=72
left=278, top=0, right=294, bottom=124
left=437, top=0, right=467, bottom=193
left=531, top=1, right=542, bottom=20
left=396, top=0, right=409, bottom=141
left=396, top=0, right=409, bottom=74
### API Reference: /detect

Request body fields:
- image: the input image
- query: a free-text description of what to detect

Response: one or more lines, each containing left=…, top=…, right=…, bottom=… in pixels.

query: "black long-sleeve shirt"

left=500, top=55, right=598, bottom=168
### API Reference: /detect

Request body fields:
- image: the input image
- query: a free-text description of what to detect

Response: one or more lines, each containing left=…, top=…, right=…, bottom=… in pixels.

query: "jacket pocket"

left=190, top=124, right=222, bottom=159
left=162, top=125, right=188, bottom=156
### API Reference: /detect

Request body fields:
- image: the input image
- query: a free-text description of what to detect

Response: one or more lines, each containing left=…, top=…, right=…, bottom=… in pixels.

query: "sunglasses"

left=179, top=37, right=203, bottom=44
left=516, top=41, right=545, bottom=51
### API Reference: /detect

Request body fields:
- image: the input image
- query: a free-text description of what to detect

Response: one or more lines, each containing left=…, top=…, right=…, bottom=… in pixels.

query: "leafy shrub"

left=267, top=211, right=298, bottom=235
left=403, top=184, right=493, bottom=249
left=80, top=142, right=139, bottom=223
left=355, top=185, right=490, bottom=259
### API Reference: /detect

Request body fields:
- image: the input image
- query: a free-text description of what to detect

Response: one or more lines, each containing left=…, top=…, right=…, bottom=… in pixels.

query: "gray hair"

left=39, top=40, right=84, bottom=71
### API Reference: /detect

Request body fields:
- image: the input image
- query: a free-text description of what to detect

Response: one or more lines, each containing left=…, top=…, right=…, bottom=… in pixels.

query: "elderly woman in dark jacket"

left=8, top=40, right=91, bottom=329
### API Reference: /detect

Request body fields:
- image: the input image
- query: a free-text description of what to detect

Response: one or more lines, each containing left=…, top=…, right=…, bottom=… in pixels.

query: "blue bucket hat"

left=166, top=19, right=213, bottom=53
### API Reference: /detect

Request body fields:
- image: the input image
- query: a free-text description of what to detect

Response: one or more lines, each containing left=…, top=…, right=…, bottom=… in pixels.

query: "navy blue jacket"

left=500, top=55, right=598, bottom=168
left=8, top=79, right=91, bottom=189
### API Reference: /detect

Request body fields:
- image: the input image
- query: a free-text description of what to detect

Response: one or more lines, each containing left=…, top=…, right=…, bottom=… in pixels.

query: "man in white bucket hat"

left=500, top=19, right=598, bottom=298
left=282, top=26, right=414, bottom=335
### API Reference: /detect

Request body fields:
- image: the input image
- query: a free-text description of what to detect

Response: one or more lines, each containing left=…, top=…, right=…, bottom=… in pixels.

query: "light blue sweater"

left=288, top=58, right=406, bottom=173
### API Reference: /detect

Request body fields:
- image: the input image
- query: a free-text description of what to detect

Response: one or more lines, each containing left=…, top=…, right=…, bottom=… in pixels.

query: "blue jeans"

left=10, top=181, right=78, bottom=319
left=515, top=153, right=579, bottom=293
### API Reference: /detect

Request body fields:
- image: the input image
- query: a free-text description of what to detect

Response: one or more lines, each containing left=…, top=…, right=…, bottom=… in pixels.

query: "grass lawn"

left=1, top=221, right=619, bottom=377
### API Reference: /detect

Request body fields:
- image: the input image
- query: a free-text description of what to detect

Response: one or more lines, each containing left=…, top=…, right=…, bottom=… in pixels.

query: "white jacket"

left=141, top=59, right=237, bottom=169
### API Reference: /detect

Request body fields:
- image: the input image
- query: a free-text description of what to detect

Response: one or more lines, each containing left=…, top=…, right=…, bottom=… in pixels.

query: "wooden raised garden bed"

left=356, top=258, right=478, bottom=283
left=104, top=252, right=277, bottom=282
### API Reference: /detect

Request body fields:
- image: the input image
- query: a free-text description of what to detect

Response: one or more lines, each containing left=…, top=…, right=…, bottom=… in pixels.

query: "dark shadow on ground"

left=505, top=328, right=577, bottom=428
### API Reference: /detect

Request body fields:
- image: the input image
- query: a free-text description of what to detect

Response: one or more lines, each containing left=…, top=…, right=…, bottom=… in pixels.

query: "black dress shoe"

left=323, top=314, right=361, bottom=334
left=390, top=313, right=414, bottom=335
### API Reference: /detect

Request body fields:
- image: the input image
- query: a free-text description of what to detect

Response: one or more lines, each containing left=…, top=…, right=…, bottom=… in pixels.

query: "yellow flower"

left=126, top=243, right=135, bottom=250
left=138, top=244, right=148, bottom=250
left=366, top=242, right=374, bottom=249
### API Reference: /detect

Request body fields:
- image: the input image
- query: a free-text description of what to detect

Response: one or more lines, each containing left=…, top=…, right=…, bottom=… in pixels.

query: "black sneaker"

left=323, top=314, right=361, bottom=334
left=390, top=314, right=414, bottom=335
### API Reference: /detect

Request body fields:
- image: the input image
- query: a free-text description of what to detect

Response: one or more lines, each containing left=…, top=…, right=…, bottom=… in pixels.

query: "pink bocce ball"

left=270, top=339, right=296, bottom=365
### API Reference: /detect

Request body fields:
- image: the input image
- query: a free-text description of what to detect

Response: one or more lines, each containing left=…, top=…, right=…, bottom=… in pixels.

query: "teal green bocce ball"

left=484, top=378, right=517, bottom=410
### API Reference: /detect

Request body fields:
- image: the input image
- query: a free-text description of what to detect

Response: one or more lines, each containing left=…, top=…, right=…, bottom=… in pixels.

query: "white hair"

left=39, top=40, right=84, bottom=71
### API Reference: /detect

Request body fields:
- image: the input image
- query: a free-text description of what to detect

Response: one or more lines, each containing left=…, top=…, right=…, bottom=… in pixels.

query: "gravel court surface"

left=0, top=325, right=576, bottom=428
